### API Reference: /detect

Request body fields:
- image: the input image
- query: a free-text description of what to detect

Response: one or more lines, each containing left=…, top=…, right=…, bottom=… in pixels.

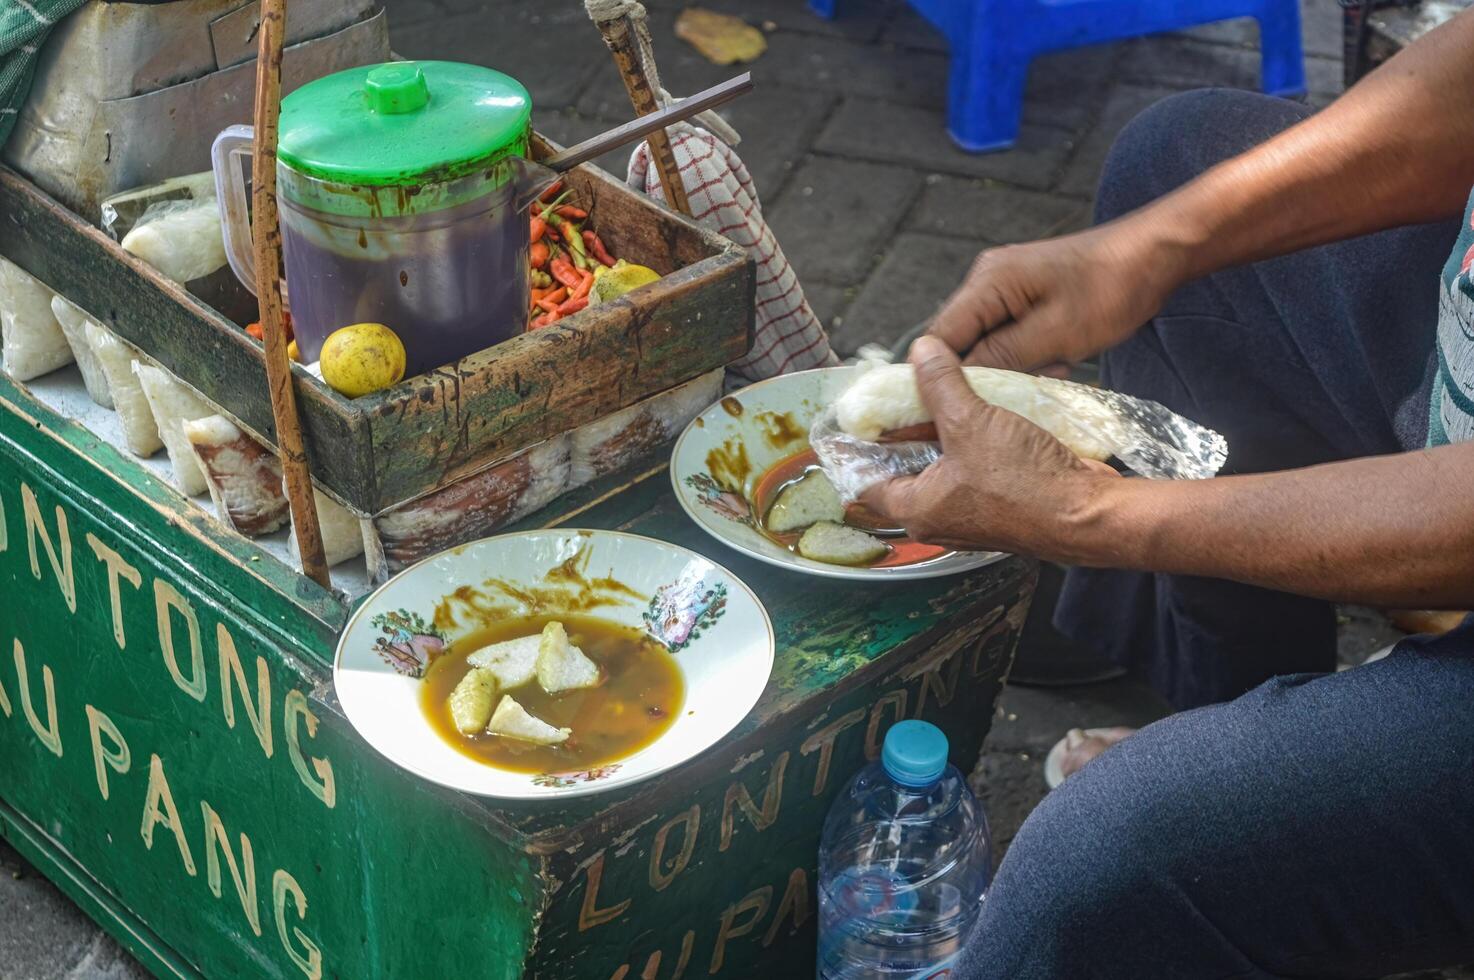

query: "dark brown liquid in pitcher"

left=281, top=193, right=529, bottom=377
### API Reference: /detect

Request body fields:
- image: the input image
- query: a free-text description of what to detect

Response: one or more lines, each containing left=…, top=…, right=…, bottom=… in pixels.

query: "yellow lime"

left=588, top=261, right=661, bottom=307
left=320, top=322, right=406, bottom=398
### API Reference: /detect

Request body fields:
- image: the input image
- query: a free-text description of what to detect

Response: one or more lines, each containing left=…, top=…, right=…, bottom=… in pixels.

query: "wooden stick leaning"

left=251, top=0, right=331, bottom=589
left=592, top=13, right=693, bottom=216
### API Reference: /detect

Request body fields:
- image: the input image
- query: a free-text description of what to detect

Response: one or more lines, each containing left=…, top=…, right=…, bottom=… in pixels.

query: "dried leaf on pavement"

left=674, top=8, right=767, bottom=65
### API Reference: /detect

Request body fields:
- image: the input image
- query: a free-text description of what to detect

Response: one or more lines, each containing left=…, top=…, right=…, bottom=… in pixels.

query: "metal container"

left=1, top=0, right=389, bottom=218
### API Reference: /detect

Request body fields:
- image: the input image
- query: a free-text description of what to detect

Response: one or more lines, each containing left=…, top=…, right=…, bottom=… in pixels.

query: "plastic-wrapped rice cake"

left=0, top=257, right=72, bottom=382
left=184, top=415, right=290, bottom=536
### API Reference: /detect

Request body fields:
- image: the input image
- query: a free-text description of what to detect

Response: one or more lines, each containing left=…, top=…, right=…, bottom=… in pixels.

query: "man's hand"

left=928, top=218, right=1185, bottom=375
left=860, top=337, right=1120, bottom=560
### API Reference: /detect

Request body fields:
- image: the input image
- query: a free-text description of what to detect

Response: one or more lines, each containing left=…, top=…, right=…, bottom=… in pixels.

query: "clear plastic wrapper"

left=811, top=362, right=1228, bottom=502
left=184, top=415, right=290, bottom=536
left=0, top=257, right=72, bottom=382
left=100, top=173, right=217, bottom=242
left=50, top=297, right=114, bottom=408
left=133, top=362, right=214, bottom=496
left=119, top=197, right=229, bottom=285
left=83, top=322, right=163, bottom=457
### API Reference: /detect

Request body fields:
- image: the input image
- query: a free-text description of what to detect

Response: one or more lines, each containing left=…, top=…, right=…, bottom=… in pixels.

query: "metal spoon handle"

left=542, top=73, right=753, bottom=173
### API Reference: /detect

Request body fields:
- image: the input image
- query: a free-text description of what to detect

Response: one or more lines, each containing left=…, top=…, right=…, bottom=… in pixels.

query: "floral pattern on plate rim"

left=643, top=562, right=729, bottom=653
left=532, top=764, right=622, bottom=788
left=370, top=609, right=447, bottom=679
left=683, top=473, right=752, bottom=527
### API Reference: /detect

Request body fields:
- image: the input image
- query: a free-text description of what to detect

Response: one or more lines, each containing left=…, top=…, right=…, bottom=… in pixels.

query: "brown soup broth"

left=421, top=613, right=685, bottom=773
left=751, top=448, right=949, bottom=569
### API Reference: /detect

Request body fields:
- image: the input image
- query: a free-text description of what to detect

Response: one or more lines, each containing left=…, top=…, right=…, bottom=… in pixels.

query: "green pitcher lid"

left=278, top=61, right=532, bottom=186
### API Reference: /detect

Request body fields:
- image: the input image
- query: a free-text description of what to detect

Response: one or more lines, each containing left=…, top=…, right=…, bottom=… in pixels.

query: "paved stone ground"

left=7, top=1, right=1474, bottom=977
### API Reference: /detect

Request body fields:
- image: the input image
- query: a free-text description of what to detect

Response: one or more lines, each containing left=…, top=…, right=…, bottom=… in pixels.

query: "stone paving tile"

left=383, top=0, right=446, bottom=28
left=1056, top=83, right=1180, bottom=199
left=878, top=2, right=946, bottom=52
left=644, top=0, right=896, bottom=44
left=814, top=99, right=1075, bottom=191
left=986, top=680, right=1172, bottom=755
left=969, top=748, right=1049, bottom=863
left=798, top=280, right=856, bottom=334
left=576, top=83, right=837, bottom=200
left=1301, top=0, right=1346, bottom=59
left=909, top=175, right=1091, bottom=243
left=1020, top=45, right=1125, bottom=134
left=827, top=231, right=985, bottom=355
left=1337, top=605, right=1406, bottom=666
left=702, top=86, right=838, bottom=199
left=1176, top=15, right=1261, bottom=47
left=390, top=4, right=608, bottom=109
left=758, top=30, right=950, bottom=109
left=532, top=107, right=637, bottom=179
left=64, top=933, right=154, bottom=980
left=1121, top=34, right=1263, bottom=89
left=1, top=840, right=107, bottom=979
left=766, top=156, right=925, bottom=285
left=572, top=5, right=737, bottom=117
left=1172, top=0, right=1343, bottom=59
left=1304, top=52, right=1345, bottom=96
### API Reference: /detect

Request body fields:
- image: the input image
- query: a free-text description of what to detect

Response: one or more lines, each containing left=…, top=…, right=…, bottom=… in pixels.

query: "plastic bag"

left=811, top=361, right=1228, bottom=502
left=119, top=197, right=229, bottom=284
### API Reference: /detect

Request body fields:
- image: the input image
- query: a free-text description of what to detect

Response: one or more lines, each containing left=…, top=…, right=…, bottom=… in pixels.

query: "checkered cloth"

left=0, top=0, right=84, bottom=149
left=628, top=123, right=839, bottom=383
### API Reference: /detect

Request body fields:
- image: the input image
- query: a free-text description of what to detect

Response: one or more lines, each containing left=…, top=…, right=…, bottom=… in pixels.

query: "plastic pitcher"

left=212, top=60, right=552, bottom=377
left=817, top=720, right=992, bottom=978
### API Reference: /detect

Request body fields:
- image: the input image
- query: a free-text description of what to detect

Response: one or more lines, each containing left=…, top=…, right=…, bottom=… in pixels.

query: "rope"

left=583, top=0, right=741, bottom=146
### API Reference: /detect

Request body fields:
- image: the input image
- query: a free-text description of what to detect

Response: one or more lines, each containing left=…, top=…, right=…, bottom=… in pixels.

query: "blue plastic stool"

left=810, top=0, right=1307, bottom=152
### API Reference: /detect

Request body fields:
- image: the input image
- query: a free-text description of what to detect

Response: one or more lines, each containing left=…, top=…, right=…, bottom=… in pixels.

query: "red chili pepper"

left=529, top=240, right=550, bottom=269
left=536, top=287, right=569, bottom=314
left=569, top=269, right=594, bottom=302
left=549, top=256, right=582, bottom=289
left=557, top=294, right=589, bottom=316
left=582, top=230, right=617, bottom=267
left=554, top=205, right=588, bottom=219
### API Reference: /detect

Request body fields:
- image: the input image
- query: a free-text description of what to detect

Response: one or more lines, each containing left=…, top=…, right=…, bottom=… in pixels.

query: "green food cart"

left=0, top=90, right=1034, bottom=977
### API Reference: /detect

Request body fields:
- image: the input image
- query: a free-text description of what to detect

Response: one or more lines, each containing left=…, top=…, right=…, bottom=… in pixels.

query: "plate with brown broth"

left=670, top=367, right=1005, bottom=581
left=334, top=530, right=773, bottom=799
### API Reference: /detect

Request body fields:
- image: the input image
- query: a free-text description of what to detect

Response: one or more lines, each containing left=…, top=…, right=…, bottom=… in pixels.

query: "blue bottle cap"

left=882, top=720, right=949, bottom=787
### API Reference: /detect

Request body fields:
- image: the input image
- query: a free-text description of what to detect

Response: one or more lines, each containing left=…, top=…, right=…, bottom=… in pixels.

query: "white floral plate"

left=333, top=529, right=773, bottom=799
left=670, top=366, right=1005, bottom=581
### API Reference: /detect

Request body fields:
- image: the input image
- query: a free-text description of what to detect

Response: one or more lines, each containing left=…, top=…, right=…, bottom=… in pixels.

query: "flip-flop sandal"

left=1043, top=727, right=1134, bottom=790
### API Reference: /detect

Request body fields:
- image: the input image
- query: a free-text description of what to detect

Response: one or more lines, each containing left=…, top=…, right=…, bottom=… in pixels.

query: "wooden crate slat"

left=1, top=141, right=754, bottom=515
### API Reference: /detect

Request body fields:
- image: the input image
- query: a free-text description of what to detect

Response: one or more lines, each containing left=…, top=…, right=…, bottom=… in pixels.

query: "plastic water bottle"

left=817, top=720, right=992, bottom=979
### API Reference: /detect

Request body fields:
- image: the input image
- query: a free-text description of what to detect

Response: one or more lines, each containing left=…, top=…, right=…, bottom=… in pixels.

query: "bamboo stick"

left=593, top=14, right=693, bottom=216
left=252, top=0, right=331, bottom=589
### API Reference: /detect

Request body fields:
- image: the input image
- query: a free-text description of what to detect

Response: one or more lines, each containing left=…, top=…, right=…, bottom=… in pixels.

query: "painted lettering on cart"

left=0, top=481, right=329, bottom=979
left=587, top=610, right=1014, bottom=977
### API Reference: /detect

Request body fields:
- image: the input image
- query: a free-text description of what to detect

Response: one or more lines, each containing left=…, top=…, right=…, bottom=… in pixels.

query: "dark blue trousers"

left=960, top=90, right=1474, bottom=978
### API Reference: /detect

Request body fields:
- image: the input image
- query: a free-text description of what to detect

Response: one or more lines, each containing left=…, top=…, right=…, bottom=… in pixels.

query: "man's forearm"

left=1121, top=11, right=1474, bottom=284
left=1065, top=444, right=1474, bottom=608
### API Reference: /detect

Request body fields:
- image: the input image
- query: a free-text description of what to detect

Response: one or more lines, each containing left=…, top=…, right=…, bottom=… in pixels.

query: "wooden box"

left=0, top=136, right=754, bottom=516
